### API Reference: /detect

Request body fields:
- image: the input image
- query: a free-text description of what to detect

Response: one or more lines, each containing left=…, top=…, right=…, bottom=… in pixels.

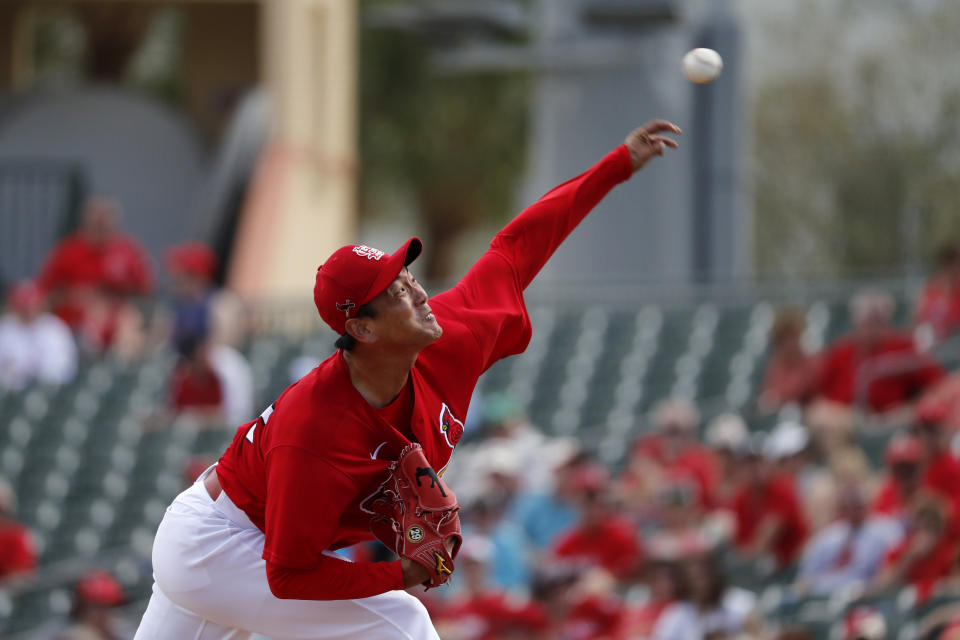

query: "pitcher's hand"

left=625, top=120, right=681, bottom=171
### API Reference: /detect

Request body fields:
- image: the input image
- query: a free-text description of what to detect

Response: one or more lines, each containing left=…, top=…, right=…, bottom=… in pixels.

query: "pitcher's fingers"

left=643, top=120, right=682, bottom=135
left=653, top=135, right=680, bottom=149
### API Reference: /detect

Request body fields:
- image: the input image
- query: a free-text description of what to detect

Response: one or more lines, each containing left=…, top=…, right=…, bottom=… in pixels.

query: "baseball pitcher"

left=134, top=120, right=680, bottom=639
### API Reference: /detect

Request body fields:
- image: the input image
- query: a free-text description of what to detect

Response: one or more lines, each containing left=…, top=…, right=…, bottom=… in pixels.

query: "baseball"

left=682, top=48, right=723, bottom=84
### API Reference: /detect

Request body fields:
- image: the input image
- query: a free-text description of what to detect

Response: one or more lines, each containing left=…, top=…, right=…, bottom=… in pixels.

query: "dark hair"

left=688, top=553, right=726, bottom=608
left=647, top=559, right=690, bottom=601
left=334, top=303, right=377, bottom=351
left=769, top=307, right=806, bottom=347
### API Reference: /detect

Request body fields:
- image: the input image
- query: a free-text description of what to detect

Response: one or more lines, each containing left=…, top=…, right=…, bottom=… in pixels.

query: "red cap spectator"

left=7, top=280, right=44, bottom=316
left=885, top=434, right=925, bottom=466
left=816, top=288, right=944, bottom=412
left=67, top=569, right=126, bottom=640
left=628, top=399, right=719, bottom=510
left=916, top=397, right=949, bottom=426
left=914, top=242, right=960, bottom=342
left=568, top=464, right=610, bottom=494
left=877, top=496, right=957, bottom=602
left=75, top=570, right=125, bottom=606
left=0, top=476, right=36, bottom=582
left=910, top=403, right=960, bottom=530
left=731, top=445, right=809, bottom=567
left=758, top=308, right=822, bottom=413
left=36, top=196, right=153, bottom=353
left=166, top=242, right=219, bottom=282
left=553, top=480, right=644, bottom=579
left=870, top=434, right=952, bottom=527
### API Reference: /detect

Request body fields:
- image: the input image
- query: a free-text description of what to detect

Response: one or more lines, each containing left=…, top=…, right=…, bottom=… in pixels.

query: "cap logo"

left=352, top=245, right=385, bottom=261
left=335, top=299, right=356, bottom=316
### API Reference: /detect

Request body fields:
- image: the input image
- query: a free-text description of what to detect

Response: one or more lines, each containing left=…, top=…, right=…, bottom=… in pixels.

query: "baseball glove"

left=362, top=443, right=462, bottom=589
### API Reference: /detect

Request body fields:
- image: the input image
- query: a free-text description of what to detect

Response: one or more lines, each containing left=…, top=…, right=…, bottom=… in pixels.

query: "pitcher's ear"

left=345, top=317, right=377, bottom=344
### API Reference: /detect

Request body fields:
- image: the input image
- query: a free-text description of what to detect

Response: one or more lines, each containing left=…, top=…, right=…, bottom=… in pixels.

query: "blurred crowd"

left=4, top=196, right=960, bottom=638
left=0, top=195, right=253, bottom=425
left=404, top=247, right=960, bottom=639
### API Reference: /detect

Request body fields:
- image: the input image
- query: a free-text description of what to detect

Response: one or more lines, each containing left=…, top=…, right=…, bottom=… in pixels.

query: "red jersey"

left=38, top=232, right=153, bottom=328
left=872, top=474, right=960, bottom=538
left=916, top=374, right=960, bottom=431
left=817, top=331, right=943, bottom=411
left=552, top=515, right=644, bottom=578
left=630, top=435, right=719, bottom=508
left=615, top=600, right=672, bottom=640
left=553, top=596, right=625, bottom=640
left=434, top=591, right=549, bottom=640
left=732, top=474, right=808, bottom=566
left=925, top=451, right=960, bottom=499
left=0, top=521, right=36, bottom=579
left=170, top=362, right=224, bottom=411
left=215, top=145, right=635, bottom=600
left=883, top=531, right=958, bottom=602
left=915, top=279, right=960, bottom=341
left=761, top=351, right=821, bottom=407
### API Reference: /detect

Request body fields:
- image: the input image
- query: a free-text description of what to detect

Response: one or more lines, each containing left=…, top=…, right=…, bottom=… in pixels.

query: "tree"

left=745, top=0, right=960, bottom=278
left=358, top=2, right=529, bottom=280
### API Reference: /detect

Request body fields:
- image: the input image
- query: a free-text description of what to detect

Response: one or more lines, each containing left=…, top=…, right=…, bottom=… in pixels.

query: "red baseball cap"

left=567, top=464, right=610, bottom=493
left=314, top=238, right=422, bottom=335
left=7, top=280, right=44, bottom=314
left=76, top=570, right=125, bottom=606
left=166, top=242, right=218, bottom=281
left=885, top=434, right=924, bottom=466
left=915, top=398, right=949, bottom=427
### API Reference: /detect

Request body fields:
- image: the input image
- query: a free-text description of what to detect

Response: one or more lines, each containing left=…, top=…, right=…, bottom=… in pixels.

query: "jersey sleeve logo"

left=245, top=404, right=274, bottom=443
left=352, top=245, right=385, bottom=261
left=438, top=403, right=464, bottom=448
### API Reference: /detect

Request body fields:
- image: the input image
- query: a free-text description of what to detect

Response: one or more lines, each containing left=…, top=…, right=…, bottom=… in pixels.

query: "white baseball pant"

left=134, top=466, right=440, bottom=640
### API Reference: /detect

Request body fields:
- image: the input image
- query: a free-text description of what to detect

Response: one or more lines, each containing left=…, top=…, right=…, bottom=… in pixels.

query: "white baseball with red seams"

left=683, top=48, right=723, bottom=84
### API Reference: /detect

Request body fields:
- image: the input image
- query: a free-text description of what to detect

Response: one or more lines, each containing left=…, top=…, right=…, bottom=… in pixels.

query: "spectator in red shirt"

left=0, top=476, right=36, bottom=583
left=433, top=537, right=548, bottom=640
left=624, top=399, right=720, bottom=512
left=915, top=373, right=960, bottom=432
left=871, top=434, right=928, bottom=522
left=870, top=431, right=960, bottom=548
left=529, top=564, right=624, bottom=640
left=703, top=413, right=749, bottom=509
left=732, top=441, right=808, bottom=568
left=646, top=479, right=713, bottom=562
left=871, top=496, right=958, bottom=602
left=61, top=569, right=127, bottom=640
left=552, top=466, right=644, bottom=581
left=757, top=308, right=822, bottom=414
left=169, top=336, right=224, bottom=419
left=616, top=560, right=688, bottom=640
left=816, top=288, right=944, bottom=414
left=166, top=241, right=218, bottom=355
left=912, top=404, right=960, bottom=508
left=914, top=243, right=960, bottom=343
left=37, top=196, right=153, bottom=352
left=165, top=242, right=254, bottom=427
